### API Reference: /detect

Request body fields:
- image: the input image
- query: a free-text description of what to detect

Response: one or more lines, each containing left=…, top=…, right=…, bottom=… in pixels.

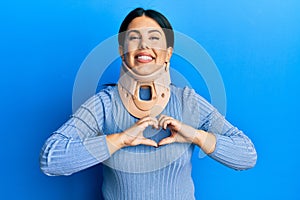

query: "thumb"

left=158, top=136, right=176, bottom=146
left=139, top=138, right=158, bottom=148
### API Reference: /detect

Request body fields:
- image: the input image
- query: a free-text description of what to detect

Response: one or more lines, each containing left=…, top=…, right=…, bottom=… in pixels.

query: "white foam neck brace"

left=118, top=62, right=171, bottom=118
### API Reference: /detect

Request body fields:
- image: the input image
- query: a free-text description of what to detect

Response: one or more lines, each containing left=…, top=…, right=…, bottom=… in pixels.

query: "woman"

left=40, top=8, right=257, bottom=199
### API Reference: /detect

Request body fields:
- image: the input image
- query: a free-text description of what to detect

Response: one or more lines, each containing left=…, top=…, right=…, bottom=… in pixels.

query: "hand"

left=120, top=116, right=159, bottom=148
left=107, top=115, right=216, bottom=155
left=157, top=115, right=198, bottom=146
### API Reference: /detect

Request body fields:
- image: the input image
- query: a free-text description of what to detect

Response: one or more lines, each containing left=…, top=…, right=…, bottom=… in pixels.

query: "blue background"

left=1, top=0, right=299, bottom=199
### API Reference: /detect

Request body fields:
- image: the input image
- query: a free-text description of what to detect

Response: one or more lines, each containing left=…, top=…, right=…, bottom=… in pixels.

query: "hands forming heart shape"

left=121, top=115, right=198, bottom=148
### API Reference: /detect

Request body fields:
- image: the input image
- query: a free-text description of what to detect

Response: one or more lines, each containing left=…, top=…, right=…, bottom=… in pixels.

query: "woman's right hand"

left=106, top=116, right=158, bottom=155
left=121, top=116, right=159, bottom=147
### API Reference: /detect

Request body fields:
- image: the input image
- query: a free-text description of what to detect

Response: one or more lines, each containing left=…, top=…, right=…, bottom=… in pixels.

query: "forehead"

left=127, top=16, right=163, bottom=31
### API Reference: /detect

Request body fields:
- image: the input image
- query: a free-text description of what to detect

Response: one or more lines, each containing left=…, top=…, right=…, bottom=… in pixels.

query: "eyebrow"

left=148, top=29, right=162, bottom=35
left=126, top=29, right=162, bottom=36
left=127, top=30, right=140, bottom=35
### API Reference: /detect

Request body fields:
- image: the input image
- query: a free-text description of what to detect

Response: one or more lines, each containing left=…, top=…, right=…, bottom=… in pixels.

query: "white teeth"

left=137, top=55, right=153, bottom=61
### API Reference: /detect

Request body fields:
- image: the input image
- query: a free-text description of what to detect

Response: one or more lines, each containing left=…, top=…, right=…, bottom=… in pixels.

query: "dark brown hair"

left=118, top=8, right=174, bottom=48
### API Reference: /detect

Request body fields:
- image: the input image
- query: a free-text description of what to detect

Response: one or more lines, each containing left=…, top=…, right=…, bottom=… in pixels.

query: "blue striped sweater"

left=40, top=85, right=257, bottom=199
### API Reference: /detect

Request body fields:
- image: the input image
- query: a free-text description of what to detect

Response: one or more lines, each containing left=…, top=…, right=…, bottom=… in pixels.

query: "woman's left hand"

left=157, top=114, right=198, bottom=145
left=158, top=114, right=216, bottom=154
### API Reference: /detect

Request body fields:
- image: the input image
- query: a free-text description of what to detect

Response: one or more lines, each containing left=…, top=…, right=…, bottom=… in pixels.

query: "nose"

left=139, top=38, right=149, bottom=49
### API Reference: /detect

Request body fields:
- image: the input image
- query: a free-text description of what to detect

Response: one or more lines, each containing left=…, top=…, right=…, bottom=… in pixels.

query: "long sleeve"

left=40, top=93, right=110, bottom=176
left=203, top=109, right=257, bottom=170
left=182, top=87, right=257, bottom=170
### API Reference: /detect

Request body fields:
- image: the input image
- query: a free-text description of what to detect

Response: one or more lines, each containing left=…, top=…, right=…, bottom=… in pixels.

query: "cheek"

left=124, top=45, right=136, bottom=62
left=154, top=49, right=168, bottom=60
left=125, top=41, right=139, bottom=53
left=124, top=51, right=135, bottom=66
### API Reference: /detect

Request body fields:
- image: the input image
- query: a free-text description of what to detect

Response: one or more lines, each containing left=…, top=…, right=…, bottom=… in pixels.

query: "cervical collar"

left=118, top=62, right=171, bottom=119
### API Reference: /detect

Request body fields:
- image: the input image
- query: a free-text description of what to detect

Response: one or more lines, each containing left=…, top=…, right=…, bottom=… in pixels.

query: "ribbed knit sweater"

left=40, top=85, right=257, bottom=200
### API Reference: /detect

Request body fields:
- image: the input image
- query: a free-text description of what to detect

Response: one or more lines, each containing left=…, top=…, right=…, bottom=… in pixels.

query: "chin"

left=132, top=62, right=162, bottom=75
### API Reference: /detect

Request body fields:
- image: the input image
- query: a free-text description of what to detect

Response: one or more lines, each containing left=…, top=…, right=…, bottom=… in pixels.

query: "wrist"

left=195, top=130, right=216, bottom=154
left=194, top=130, right=204, bottom=146
left=106, top=133, right=126, bottom=155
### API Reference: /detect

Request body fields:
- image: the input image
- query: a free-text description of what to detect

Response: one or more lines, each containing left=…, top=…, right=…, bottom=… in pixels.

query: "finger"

left=165, top=119, right=174, bottom=130
left=158, top=136, right=176, bottom=146
left=164, top=119, right=182, bottom=132
left=158, top=116, right=173, bottom=128
left=161, top=118, right=176, bottom=130
left=136, top=119, right=158, bottom=130
left=137, top=117, right=158, bottom=126
left=158, top=114, right=166, bottom=122
left=149, top=118, right=159, bottom=129
left=158, top=114, right=170, bottom=123
left=139, top=138, right=158, bottom=148
left=152, top=123, right=159, bottom=130
left=151, top=118, right=159, bottom=129
left=139, top=119, right=158, bottom=129
left=138, top=116, right=158, bottom=124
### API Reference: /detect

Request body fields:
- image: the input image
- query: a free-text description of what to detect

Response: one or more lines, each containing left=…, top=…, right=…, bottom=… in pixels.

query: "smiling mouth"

left=135, top=54, right=154, bottom=63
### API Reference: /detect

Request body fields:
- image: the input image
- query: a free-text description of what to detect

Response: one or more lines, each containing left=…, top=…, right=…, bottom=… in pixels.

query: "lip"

left=135, top=52, right=155, bottom=63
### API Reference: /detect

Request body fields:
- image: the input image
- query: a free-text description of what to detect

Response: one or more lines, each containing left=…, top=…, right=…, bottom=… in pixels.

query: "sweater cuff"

left=207, top=133, right=257, bottom=170
left=208, top=133, right=221, bottom=157
left=83, top=135, right=110, bottom=162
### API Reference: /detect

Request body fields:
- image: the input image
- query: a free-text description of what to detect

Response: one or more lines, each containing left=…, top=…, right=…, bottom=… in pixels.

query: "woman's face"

left=120, top=16, right=173, bottom=75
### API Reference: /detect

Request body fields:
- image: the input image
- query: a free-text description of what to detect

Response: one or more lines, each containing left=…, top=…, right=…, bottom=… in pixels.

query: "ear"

left=165, top=47, right=173, bottom=63
left=119, top=45, right=125, bottom=61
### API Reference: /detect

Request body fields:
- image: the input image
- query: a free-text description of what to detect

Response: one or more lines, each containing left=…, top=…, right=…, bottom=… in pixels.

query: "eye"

left=149, top=36, right=160, bottom=41
left=129, top=36, right=141, bottom=41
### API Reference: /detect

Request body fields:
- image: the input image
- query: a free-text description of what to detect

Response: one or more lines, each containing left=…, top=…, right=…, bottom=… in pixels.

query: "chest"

left=101, top=87, right=196, bottom=173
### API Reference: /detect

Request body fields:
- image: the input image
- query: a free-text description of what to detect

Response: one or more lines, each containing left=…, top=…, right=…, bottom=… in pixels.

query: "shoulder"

left=95, top=85, right=118, bottom=102
left=170, top=85, right=215, bottom=126
left=170, top=85, right=210, bottom=107
left=76, top=86, right=117, bottom=114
